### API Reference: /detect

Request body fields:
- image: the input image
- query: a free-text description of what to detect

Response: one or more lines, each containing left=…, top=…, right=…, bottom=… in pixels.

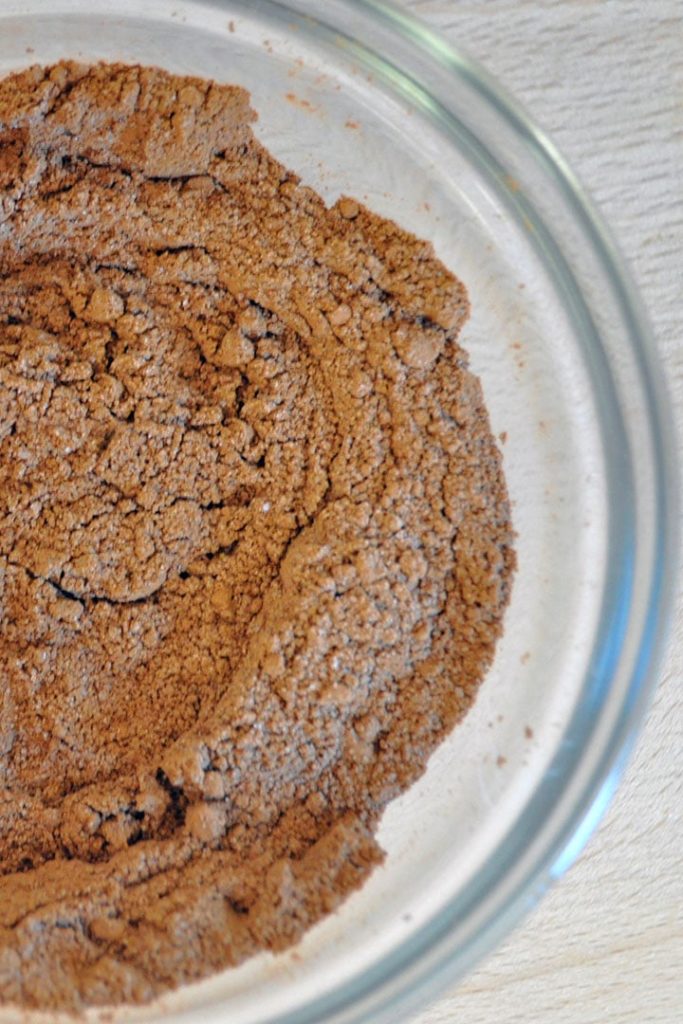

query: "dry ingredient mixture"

left=0, top=62, right=514, bottom=1012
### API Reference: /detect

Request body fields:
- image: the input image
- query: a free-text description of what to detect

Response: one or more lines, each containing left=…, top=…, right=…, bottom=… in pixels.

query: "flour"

left=0, top=62, right=514, bottom=1011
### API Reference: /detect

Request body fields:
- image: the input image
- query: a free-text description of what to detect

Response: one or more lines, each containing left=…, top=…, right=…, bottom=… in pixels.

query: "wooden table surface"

left=401, top=2, right=683, bottom=1023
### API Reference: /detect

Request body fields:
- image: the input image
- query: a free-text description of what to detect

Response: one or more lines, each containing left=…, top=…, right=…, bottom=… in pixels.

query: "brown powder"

left=0, top=62, right=514, bottom=1011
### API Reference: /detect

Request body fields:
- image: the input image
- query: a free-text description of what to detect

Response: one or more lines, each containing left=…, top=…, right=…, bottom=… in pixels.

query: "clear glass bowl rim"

left=241, top=3, right=678, bottom=1022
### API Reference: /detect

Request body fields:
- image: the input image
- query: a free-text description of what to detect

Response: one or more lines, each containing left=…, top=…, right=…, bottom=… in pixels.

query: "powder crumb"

left=0, top=61, right=514, bottom=1013
left=284, top=91, right=317, bottom=112
left=329, top=303, right=352, bottom=326
left=85, top=286, right=125, bottom=324
left=337, top=197, right=360, bottom=220
left=215, top=327, right=255, bottom=367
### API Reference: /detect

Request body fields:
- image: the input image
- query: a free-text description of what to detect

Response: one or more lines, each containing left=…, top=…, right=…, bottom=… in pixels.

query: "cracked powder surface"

left=0, top=62, right=514, bottom=1011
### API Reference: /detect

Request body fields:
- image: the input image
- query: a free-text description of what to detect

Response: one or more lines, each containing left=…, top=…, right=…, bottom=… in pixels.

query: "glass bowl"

left=0, top=2, right=676, bottom=1023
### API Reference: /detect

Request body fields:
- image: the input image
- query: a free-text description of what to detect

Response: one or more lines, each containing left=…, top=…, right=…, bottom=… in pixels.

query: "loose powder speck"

left=0, top=62, right=514, bottom=1011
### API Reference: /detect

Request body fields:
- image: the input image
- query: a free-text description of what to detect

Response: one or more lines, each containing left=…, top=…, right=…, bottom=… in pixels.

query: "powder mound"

left=0, top=62, right=514, bottom=1011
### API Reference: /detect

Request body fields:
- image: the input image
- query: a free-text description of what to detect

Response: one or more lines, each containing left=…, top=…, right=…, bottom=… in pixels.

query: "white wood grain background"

left=400, top=2, right=683, bottom=1023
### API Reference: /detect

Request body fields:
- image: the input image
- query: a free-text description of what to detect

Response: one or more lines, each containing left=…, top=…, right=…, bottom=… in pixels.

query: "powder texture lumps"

left=0, top=62, right=514, bottom=1011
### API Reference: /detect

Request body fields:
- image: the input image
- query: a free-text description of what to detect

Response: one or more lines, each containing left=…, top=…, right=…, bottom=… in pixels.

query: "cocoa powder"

left=0, top=62, right=514, bottom=1012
